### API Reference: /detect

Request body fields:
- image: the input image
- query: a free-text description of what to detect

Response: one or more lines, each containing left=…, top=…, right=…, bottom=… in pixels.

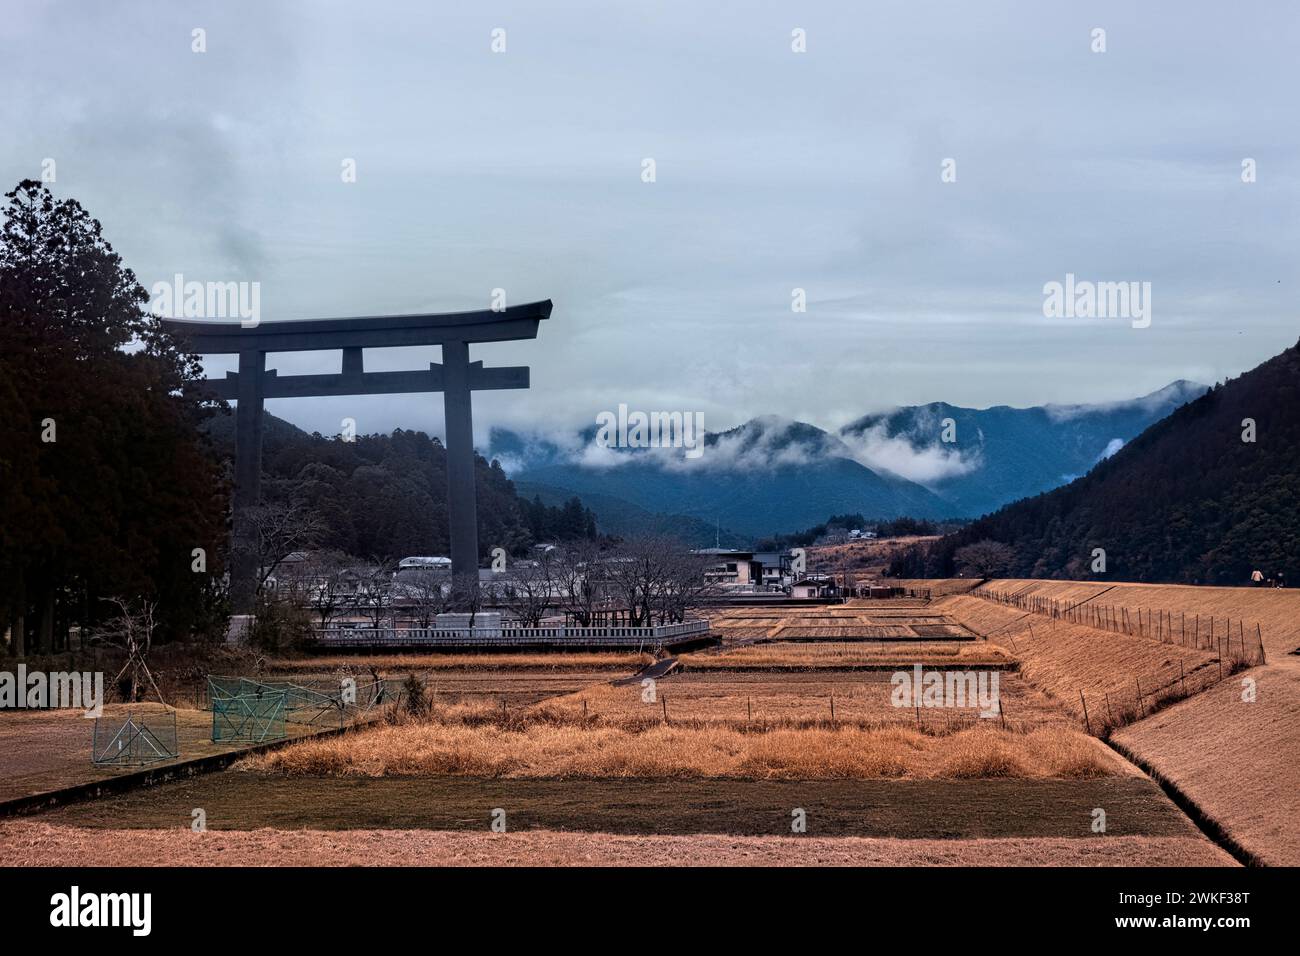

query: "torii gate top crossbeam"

left=158, top=299, right=551, bottom=353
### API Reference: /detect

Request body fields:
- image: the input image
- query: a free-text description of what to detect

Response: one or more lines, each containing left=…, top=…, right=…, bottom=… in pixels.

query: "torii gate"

left=161, top=300, right=552, bottom=613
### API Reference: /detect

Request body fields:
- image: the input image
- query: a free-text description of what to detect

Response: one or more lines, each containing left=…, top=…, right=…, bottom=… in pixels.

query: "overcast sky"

left=3, top=0, right=1297, bottom=446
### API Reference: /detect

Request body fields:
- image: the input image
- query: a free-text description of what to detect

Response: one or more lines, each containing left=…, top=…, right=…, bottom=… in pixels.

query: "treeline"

left=205, top=415, right=604, bottom=563
left=889, top=340, right=1300, bottom=585
left=756, top=514, right=966, bottom=551
left=0, top=181, right=229, bottom=650
left=520, top=495, right=599, bottom=542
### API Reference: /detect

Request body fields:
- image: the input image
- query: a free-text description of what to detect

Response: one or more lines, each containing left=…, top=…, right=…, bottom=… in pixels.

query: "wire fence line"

left=977, top=588, right=1261, bottom=736
left=979, top=587, right=1267, bottom=666
left=1077, top=655, right=1236, bottom=737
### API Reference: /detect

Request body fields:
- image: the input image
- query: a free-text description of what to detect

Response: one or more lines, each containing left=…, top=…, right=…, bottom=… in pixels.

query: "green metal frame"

left=211, top=690, right=288, bottom=743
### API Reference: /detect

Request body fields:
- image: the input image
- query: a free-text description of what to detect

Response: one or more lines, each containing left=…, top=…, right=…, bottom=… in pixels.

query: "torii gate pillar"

left=232, top=348, right=266, bottom=612
left=441, top=340, right=478, bottom=583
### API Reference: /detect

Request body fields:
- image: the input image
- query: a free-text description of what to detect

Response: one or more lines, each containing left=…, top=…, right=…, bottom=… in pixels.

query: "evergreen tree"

left=0, top=181, right=229, bottom=648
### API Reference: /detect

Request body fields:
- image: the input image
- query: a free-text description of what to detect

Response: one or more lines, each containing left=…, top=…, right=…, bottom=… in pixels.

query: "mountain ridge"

left=489, top=381, right=1208, bottom=533
left=892, top=345, right=1299, bottom=583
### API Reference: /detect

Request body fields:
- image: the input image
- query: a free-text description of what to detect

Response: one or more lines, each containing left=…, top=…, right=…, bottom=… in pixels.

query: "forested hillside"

left=890, top=340, right=1300, bottom=584
left=204, top=413, right=599, bottom=560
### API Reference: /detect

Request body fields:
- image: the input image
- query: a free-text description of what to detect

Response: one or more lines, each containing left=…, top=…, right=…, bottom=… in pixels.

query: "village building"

left=695, top=548, right=764, bottom=587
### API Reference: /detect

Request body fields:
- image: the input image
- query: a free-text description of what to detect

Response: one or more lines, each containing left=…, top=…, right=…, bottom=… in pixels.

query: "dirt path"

left=0, top=824, right=1234, bottom=867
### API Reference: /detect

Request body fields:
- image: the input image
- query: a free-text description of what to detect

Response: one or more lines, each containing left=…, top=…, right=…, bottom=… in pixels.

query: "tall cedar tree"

left=0, top=180, right=229, bottom=650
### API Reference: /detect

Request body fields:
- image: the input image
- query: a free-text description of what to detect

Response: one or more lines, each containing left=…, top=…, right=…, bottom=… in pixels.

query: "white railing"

left=312, top=620, right=711, bottom=647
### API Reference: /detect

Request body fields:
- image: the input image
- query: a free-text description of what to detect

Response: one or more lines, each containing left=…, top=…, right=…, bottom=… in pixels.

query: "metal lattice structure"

left=206, top=674, right=389, bottom=738
left=211, top=687, right=288, bottom=743
left=92, top=711, right=179, bottom=766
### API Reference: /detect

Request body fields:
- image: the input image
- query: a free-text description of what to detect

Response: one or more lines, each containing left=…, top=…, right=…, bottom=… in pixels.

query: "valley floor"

left=5, top=579, right=1296, bottom=866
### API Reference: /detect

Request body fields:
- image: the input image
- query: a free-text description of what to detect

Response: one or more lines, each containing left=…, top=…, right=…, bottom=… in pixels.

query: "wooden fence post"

left=1079, top=690, right=1092, bottom=735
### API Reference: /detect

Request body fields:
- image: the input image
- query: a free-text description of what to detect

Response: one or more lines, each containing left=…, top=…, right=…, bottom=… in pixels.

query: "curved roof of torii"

left=159, top=299, right=552, bottom=353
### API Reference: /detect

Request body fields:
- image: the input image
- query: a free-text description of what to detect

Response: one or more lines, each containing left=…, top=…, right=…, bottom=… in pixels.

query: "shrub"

left=248, top=595, right=314, bottom=653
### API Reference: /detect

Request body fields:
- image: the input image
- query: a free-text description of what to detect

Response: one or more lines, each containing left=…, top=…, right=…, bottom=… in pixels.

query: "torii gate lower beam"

left=162, top=300, right=552, bottom=614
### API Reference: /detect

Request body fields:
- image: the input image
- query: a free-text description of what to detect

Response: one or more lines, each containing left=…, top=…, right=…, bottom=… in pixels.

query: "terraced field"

left=706, top=605, right=978, bottom=642
left=942, top=580, right=1300, bottom=865
left=8, top=581, right=1288, bottom=867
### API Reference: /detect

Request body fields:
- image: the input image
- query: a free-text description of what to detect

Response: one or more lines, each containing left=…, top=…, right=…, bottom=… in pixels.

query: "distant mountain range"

left=487, top=381, right=1208, bottom=538
left=902, top=343, right=1300, bottom=584
left=839, top=380, right=1208, bottom=517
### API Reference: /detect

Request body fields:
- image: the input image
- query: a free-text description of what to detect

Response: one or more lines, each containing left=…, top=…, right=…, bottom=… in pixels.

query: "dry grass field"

left=706, top=606, right=977, bottom=642
left=239, top=709, right=1121, bottom=780
left=978, top=579, right=1300, bottom=661
left=0, top=702, right=319, bottom=804
left=544, top=671, right=1061, bottom=730
left=0, top=823, right=1233, bottom=867
left=238, top=605, right=1117, bottom=783
left=806, top=536, right=938, bottom=584
left=940, top=582, right=1300, bottom=866
left=293, top=669, right=635, bottom=709
left=678, top=640, right=1013, bottom=670
left=938, top=594, right=1227, bottom=729
left=32, top=773, right=1175, bottom=836
left=264, top=652, right=653, bottom=675
left=888, top=578, right=984, bottom=597
left=1113, top=665, right=1300, bottom=866
left=5, top=579, right=1285, bottom=868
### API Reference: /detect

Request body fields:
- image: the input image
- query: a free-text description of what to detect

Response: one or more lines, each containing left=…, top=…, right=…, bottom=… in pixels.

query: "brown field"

left=887, top=578, right=984, bottom=597
left=545, top=671, right=1061, bottom=731
left=806, top=536, right=938, bottom=583
left=0, top=824, right=1233, bottom=867
left=1113, top=665, right=1300, bottom=866
left=0, top=702, right=322, bottom=804
left=288, top=669, right=634, bottom=709
left=7, top=579, right=1286, bottom=868
left=939, top=594, right=1225, bottom=728
left=678, top=640, right=1013, bottom=670
left=30, top=772, right=1173, bottom=837
left=706, top=606, right=977, bottom=642
left=236, top=608, right=1119, bottom=783
left=978, top=579, right=1300, bottom=661
left=264, top=652, right=652, bottom=675
left=240, top=713, right=1123, bottom=780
